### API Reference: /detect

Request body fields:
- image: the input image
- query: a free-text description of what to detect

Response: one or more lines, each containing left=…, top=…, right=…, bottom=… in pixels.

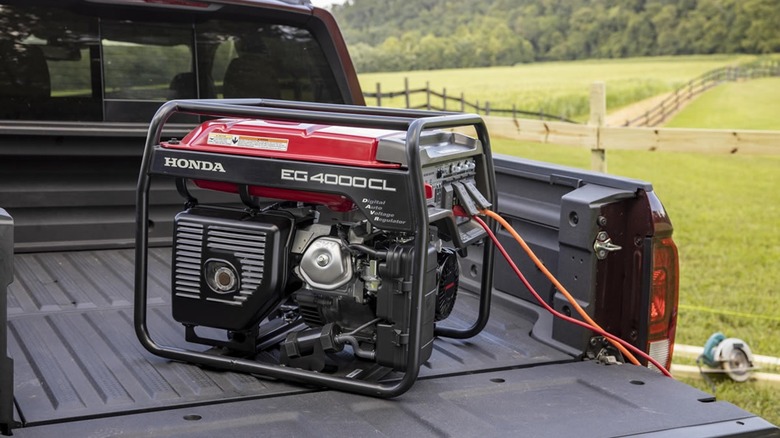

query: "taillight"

left=647, top=236, right=679, bottom=371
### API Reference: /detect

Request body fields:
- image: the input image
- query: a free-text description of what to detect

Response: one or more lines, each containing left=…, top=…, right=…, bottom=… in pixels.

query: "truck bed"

left=10, top=249, right=777, bottom=438
left=7, top=247, right=571, bottom=427
left=4, top=152, right=778, bottom=436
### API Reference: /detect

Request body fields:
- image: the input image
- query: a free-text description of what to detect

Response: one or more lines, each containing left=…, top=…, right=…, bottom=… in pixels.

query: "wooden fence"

left=484, top=82, right=780, bottom=173
left=363, top=61, right=780, bottom=172
left=362, top=77, right=575, bottom=123
left=622, top=59, right=780, bottom=127
left=363, top=59, right=780, bottom=128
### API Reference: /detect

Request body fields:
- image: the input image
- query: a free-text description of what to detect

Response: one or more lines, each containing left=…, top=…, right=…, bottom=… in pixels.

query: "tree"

left=650, top=3, right=681, bottom=55
left=741, top=0, right=780, bottom=53
left=332, top=0, right=780, bottom=72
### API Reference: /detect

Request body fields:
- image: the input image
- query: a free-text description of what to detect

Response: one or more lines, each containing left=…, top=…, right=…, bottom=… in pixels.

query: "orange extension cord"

left=471, top=214, right=672, bottom=377
left=480, top=209, right=642, bottom=367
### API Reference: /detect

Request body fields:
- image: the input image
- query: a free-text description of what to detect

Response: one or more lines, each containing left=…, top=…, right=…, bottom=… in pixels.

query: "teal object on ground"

left=701, top=332, right=726, bottom=368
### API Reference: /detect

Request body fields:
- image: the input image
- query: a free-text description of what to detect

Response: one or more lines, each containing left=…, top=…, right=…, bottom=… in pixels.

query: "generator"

left=135, top=100, right=496, bottom=397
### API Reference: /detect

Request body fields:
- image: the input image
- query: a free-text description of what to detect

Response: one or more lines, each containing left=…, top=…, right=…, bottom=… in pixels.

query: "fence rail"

left=362, top=78, right=576, bottom=123
left=363, top=58, right=780, bottom=129
left=363, top=64, right=780, bottom=171
left=484, top=116, right=780, bottom=156
left=482, top=80, right=780, bottom=172
left=623, top=59, right=780, bottom=127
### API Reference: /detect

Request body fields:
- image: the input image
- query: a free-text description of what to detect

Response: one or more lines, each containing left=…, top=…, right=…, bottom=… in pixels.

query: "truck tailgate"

left=10, top=360, right=776, bottom=437
left=7, top=248, right=570, bottom=426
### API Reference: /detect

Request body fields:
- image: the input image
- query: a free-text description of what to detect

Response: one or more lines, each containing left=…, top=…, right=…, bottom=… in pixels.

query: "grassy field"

left=666, top=77, right=780, bottom=129
left=359, top=55, right=755, bottom=120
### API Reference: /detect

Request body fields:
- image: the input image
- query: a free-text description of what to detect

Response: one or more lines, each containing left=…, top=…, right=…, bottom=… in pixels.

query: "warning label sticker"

left=207, top=133, right=289, bottom=151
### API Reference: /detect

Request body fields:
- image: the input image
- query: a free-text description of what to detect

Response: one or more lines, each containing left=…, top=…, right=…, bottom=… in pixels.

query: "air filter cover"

left=172, top=207, right=293, bottom=331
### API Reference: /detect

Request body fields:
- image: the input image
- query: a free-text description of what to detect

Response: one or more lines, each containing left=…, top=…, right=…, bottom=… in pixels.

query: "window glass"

left=0, top=3, right=345, bottom=122
left=0, top=5, right=100, bottom=120
left=102, top=21, right=195, bottom=101
left=48, top=47, right=93, bottom=98
left=101, top=20, right=195, bottom=121
left=197, top=21, right=343, bottom=103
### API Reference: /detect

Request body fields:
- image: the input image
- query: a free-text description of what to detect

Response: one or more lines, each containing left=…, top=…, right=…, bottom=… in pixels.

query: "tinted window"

left=102, top=21, right=196, bottom=121
left=103, top=21, right=195, bottom=100
left=0, top=5, right=101, bottom=120
left=198, top=21, right=343, bottom=103
left=0, top=2, right=344, bottom=122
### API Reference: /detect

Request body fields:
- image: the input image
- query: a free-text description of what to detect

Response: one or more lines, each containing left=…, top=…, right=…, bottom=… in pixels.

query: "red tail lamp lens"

left=650, top=268, right=668, bottom=330
left=648, top=237, right=679, bottom=370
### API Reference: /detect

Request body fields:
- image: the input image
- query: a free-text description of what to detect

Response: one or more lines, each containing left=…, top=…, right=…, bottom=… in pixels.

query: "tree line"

left=330, top=0, right=780, bottom=72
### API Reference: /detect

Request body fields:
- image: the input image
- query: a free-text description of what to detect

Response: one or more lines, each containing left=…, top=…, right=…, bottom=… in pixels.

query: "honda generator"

left=135, top=100, right=496, bottom=397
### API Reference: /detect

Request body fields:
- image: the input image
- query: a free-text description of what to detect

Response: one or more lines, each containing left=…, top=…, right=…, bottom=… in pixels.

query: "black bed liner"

left=11, top=361, right=775, bottom=438
left=7, top=248, right=571, bottom=426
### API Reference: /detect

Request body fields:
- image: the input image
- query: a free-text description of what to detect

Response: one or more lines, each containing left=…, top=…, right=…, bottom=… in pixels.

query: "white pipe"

left=674, top=344, right=780, bottom=368
left=671, top=364, right=780, bottom=388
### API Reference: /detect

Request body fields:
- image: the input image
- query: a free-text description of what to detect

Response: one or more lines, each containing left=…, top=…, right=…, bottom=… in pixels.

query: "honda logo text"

left=164, top=157, right=226, bottom=173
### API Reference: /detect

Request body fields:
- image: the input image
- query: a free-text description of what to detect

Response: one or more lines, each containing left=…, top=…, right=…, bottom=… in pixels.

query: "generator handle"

left=135, top=99, right=496, bottom=397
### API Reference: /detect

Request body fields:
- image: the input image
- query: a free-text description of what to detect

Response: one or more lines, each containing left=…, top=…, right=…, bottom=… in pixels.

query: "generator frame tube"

left=134, top=98, right=497, bottom=398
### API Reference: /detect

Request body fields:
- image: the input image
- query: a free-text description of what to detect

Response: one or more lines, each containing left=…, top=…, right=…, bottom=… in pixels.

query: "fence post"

left=443, top=87, right=447, bottom=111
left=485, top=101, right=490, bottom=116
left=658, top=100, right=666, bottom=124
left=460, top=93, right=465, bottom=112
left=404, top=77, right=410, bottom=109
left=476, top=100, right=479, bottom=115
left=426, top=81, right=431, bottom=111
left=512, top=104, right=517, bottom=120
left=375, top=82, right=382, bottom=107
left=589, top=81, right=607, bottom=173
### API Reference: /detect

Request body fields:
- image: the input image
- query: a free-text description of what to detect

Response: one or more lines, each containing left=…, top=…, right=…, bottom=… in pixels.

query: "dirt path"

left=605, top=92, right=674, bottom=127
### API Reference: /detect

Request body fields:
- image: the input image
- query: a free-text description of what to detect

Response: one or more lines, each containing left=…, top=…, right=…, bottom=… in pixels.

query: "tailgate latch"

left=594, top=231, right=622, bottom=260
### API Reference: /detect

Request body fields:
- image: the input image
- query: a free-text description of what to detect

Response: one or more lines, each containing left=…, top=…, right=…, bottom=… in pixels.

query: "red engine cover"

left=161, top=119, right=406, bottom=211
left=162, top=118, right=405, bottom=168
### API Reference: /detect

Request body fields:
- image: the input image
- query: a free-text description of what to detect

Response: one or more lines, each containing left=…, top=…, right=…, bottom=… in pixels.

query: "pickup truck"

left=0, top=0, right=778, bottom=436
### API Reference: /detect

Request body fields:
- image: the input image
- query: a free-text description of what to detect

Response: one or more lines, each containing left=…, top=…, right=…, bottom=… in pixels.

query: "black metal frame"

left=134, top=99, right=496, bottom=398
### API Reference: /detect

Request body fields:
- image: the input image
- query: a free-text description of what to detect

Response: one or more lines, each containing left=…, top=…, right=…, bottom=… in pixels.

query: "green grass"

left=490, top=138, right=780, bottom=426
left=679, top=377, right=780, bottom=426
left=359, top=55, right=755, bottom=119
left=666, top=77, right=780, bottom=130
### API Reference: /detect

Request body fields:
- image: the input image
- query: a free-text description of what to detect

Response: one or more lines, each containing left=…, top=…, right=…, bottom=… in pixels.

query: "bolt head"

left=316, top=254, right=331, bottom=267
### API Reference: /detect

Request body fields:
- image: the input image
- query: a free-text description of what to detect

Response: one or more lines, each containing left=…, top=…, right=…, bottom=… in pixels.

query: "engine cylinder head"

left=298, top=237, right=353, bottom=290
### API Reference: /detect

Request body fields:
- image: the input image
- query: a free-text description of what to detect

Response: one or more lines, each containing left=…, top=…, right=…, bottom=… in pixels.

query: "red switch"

left=424, top=183, right=434, bottom=199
